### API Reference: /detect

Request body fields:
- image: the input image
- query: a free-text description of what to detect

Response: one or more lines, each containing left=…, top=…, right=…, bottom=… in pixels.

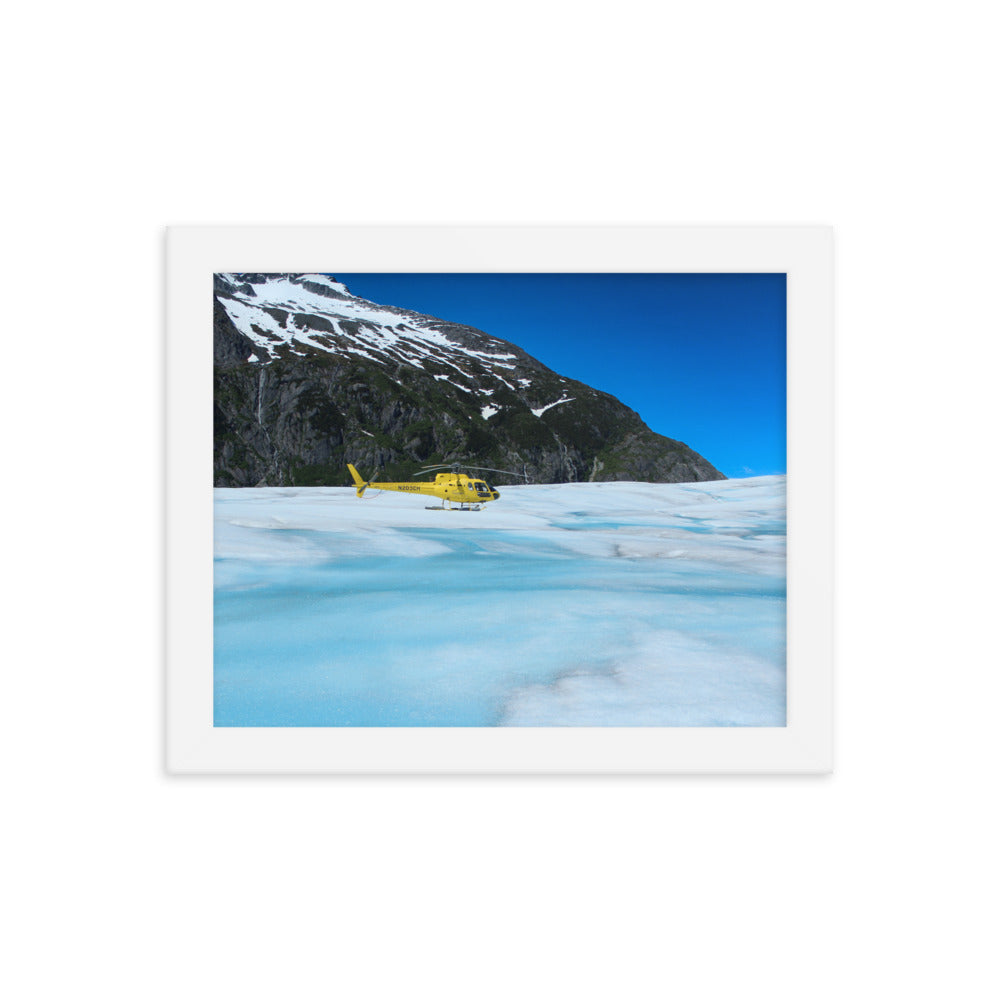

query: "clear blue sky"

left=333, top=273, right=786, bottom=478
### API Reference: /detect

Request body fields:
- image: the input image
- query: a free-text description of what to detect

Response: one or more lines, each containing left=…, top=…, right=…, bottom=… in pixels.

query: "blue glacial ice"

left=214, top=476, right=786, bottom=726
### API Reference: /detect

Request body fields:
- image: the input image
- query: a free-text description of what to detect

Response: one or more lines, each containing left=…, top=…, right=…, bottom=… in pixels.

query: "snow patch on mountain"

left=532, top=396, right=574, bottom=417
left=216, top=273, right=523, bottom=381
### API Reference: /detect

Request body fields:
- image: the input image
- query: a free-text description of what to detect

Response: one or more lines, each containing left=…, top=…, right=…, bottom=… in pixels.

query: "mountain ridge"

left=213, top=273, right=725, bottom=487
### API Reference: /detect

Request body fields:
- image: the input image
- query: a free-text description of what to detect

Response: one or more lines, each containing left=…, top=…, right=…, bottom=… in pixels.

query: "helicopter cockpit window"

left=474, top=481, right=491, bottom=494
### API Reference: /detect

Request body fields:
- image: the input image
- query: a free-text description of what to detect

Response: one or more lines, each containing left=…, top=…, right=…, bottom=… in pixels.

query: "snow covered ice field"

left=214, top=476, right=786, bottom=726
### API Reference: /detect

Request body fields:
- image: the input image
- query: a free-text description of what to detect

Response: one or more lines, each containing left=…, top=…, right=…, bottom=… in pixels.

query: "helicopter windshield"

left=474, top=481, right=491, bottom=494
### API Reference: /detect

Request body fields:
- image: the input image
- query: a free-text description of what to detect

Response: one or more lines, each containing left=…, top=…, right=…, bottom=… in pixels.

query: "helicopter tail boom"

left=347, top=464, right=368, bottom=497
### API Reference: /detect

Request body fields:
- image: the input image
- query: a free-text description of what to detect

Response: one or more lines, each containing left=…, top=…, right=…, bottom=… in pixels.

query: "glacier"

left=214, top=476, right=786, bottom=726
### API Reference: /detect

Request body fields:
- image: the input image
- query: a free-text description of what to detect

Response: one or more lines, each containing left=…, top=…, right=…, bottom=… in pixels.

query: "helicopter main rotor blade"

left=417, top=461, right=530, bottom=483
left=461, top=465, right=530, bottom=481
left=417, top=464, right=460, bottom=477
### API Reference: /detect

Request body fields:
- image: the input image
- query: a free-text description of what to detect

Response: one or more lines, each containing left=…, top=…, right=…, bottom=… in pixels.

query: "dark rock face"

left=213, top=274, right=725, bottom=487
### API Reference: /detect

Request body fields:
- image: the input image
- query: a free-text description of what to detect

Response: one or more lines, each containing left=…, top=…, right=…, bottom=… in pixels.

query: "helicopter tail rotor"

left=347, top=464, right=370, bottom=497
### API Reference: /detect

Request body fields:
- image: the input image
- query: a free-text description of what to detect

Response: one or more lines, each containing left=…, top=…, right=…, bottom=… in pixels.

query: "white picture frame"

left=167, top=224, right=833, bottom=773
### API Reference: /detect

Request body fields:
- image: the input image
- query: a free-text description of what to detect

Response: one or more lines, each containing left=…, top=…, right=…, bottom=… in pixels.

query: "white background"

left=4, top=2, right=996, bottom=998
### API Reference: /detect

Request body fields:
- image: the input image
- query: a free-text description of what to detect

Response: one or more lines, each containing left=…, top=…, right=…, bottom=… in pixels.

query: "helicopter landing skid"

left=425, top=504, right=483, bottom=511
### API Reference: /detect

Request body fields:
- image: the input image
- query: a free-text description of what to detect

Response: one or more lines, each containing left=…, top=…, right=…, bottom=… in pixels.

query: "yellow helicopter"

left=347, top=462, right=522, bottom=510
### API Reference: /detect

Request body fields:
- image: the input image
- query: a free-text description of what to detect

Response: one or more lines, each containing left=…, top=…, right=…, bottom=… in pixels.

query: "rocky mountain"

left=213, top=273, right=725, bottom=487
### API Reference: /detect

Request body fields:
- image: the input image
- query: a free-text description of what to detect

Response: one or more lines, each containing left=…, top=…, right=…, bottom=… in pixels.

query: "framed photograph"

left=167, top=225, right=832, bottom=773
